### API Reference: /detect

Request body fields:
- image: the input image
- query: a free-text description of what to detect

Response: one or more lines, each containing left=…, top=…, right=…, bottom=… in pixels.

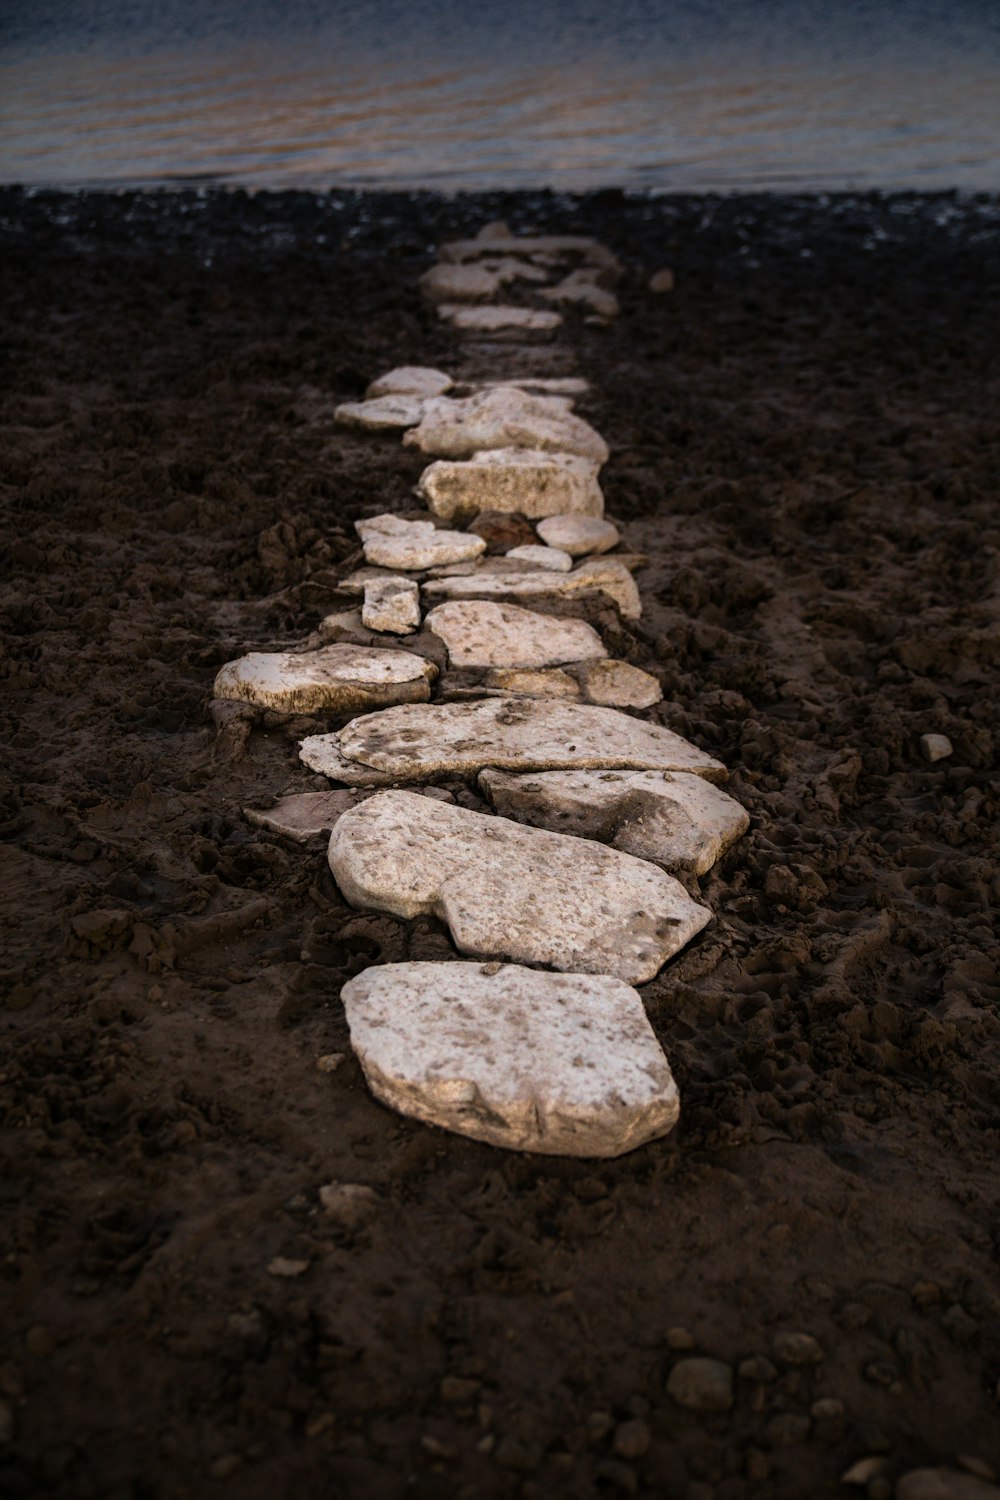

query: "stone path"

left=215, top=221, right=749, bottom=1156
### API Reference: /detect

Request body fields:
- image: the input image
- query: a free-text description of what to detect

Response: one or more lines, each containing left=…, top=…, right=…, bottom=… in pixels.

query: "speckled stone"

left=425, top=600, right=605, bottom=669
left=417, top=448, right=604, bottom=523
left=403, top=388, right=608, bottom=463
left=213, top=643, right=435, bottom=713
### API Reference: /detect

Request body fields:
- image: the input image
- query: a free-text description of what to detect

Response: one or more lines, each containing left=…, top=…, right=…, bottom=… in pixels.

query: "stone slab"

left=439, top=235, right=622, bottom=273
left=341, top=961, right=681, bottom=1157
left=362, top=575, right=421, bottom=634
left=419, top=263, right=502, bottom=302
left=366, top=366, right=453, bottom=399
left=579, top=658, right=662, bottom=709
left=404, top=389, right=608, bottom=464
left=421, top=556, right=641, bottom=621
left=475, top=377, right=590, bottom=397
left=437, top=304, right=564, bottom=335
left=541, top=272, right=621, bottom=319
left=537, top=514, right=620, bottom=556
left=301, top=698, right=727, bottom=783
left=334, top=394, right=431, bottom=432
left=479, top=768, right=749, bottom=875
left=214, top=644, right=435, bottom=714
left=244, top=790, right=365, bottom=841
left=417, top=448, right=604, bottom=523
left=484, top=668, right=580, bottom=699
left=425, top=600, right=605, bottom=669
left=356, top=513, right=486, bottom=570
left=329, top=791, right=711, bottom=982
left=505, top=544, right=573, bottom=572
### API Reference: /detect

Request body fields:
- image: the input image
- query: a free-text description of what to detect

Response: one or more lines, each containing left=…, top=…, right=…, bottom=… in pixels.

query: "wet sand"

left=1, top=186, right=998, bottom=1498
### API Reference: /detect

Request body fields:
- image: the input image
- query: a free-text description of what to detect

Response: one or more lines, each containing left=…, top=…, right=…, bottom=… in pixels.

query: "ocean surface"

left=2, top=0, right=999, bottom=193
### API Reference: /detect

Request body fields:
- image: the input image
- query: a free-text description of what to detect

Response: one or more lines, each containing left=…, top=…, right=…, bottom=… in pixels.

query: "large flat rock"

left=421, top=556, right=641, bottom=621
left=417, top=448, right=604, bottom=523
left=403, top=389, right=609, bottom=464
left=425, top=600, right=605, bottom=668
left=479, top=769, right=749, bottom=875
left=329, top=792, right=711, bottom=982
left=537, top=513, right=620, bottom=556
left=214, top=644, right=435, bottom=714
left=419, top=263, right=503, bottom=302
left=366, top=366, right=453, bottom=399
left=341, top=961, right=681, bottom=1157
left=356, top=513, right=486, bottom=570
left=302, top=698, right=727, bottom=782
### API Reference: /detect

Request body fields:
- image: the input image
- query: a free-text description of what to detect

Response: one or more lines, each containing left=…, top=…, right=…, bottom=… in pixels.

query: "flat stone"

left=505, top=544, right=573, bottom=572
left=578, top=658, right=662, bottom=708
left=340, top=961, right=681, bottom=1157
left=362, top=575, right=421, bottom=634
left=438, top=304, right=563, bottom=336
left=897, top=1472, right=1000, bottom=1500
left=485, top=668, right=580, bottom=699
left=666, top=1358, right=734, bottom=1413
left=366, top=366, right=453, bottom=399
left=425, top=600, right=605, bottom=669
left=920, top=732, right=953, bottom=763
left=541, top=271, right=620, bottom=319
left=468, top=510, right=539, bottom=552
left=329, top=792, right=712, bottom=983
left=244, top=790, right=365, bottom=841
left=334, top=393, right=430, bottom=432
left=213, top=643, right=435, bottom=714
left=404, top=388, right=608, bottom=464
left=476, top=376, right=590, bottom=396
left=302, top=698, right=727, bottom=783
left=479, top=769, right=748, bottom=875
left=537, top=514, right=620, bottom=556
left=356, top=513, right=486, bottom=570
left=439, top=235, right=622, bottom=273
left=477, top=257, right=552, bottom=285
left=419, top=263, right=503, bottom=302
left=422, top=556, right=641, bottom=621
left=417, top=448, right=604, bottom=522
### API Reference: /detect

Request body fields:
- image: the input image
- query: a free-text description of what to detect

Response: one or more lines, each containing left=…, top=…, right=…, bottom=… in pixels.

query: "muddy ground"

left=1, top=187, right=998, bottom=1499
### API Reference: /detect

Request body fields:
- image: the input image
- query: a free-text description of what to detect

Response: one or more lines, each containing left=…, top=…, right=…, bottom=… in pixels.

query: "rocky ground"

left=1, top=186, right=998, bottom=1499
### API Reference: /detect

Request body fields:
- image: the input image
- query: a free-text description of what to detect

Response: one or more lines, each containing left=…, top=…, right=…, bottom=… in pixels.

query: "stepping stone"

left=537, top=514, right=620, bottom=557
left=334, top=393, right=432, bottom=432
left=425, top=600, right=605, bottom=669
left=329, top=791, right=711, bottom=983
left=437, top=305, right=563, bottom=336
left=505, top=544, right=572, bottom=572
left=417, top=448, right=604, bottom=522
left=403, top=389, right=608, bottom=463
left=244, top=789, right=364, bottom=841
left=439, top=235, right=622, bottom=274
left=578, top=659, right=662, bottom=709
left=419, top=263, right=503, bottom=302
left=485, top=667, right=580, bottom=699
left=541, top=271, right=621, bottom=320
left=366, top=366, right=453, bottom=399
left=300, top=698, right=727, bottom=783
left=356, top=513, right=486, bottom=570
left=361, top=575, right=421, bottom=634
left=341, top=961, right=681, bottom=1157
left=422, top=556, right=641, bottom=621
left=214, top=643, right=435, bottom=714
left=479, top=769, right=749, bottom=875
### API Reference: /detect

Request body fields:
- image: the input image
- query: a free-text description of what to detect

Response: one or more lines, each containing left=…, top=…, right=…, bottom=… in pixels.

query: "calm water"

left=2, top=0, right=999, bottom=192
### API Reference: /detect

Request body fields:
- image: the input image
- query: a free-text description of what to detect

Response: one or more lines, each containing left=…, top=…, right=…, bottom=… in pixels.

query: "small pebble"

left=920, top=733, right=953, bottom=763
left=842, top=1457, right=888, bottom=1485
left=737, top=1355, right=777, bottom=1383
left=318, top=1182, right=380, bottom=1228
left=745, top=1448, right=770, bottom=1482
left=810, top=1396, right=846, bottom=1443
left=649, top=268, right=676, bottom=293
left=666, top=1326, right=696, bottom=1351
left=266, top=1256, right=310, bottom=1278
left=316, top=1053, right=345, bottom=1073
left=666, top=1357, right=733, bottom=1412
left=587, top=1410, right=615, bottom=1441
left=613, top=1419, right=651, bottom=1460
left=772, top=1330, right=824, bottom=1366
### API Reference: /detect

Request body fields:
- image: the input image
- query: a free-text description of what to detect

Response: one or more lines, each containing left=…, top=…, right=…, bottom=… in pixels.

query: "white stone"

left=439, top=235, right=622, bottom=273
left=341, top=961, right=681, bottom=1157
left=244, top=790, right=365, bottom=841
left=479, top=769, right=749, bottom=875
left=404, top=388, right=608, bottom=463
left=920, top=733, right=953, bottom=763
left=485, top=668, right=580, bottom=699
left=541, top=271, right=620, bottom=319
left=366, top=366, right=453, bottom=399
left=537, top=514, right=620, bottom=556
left=417, top=448, right=604, bottom=523
left=302, top=698, right=727, bottom=783
left=362, top=575, right=421, bottom=634
left=356, top=512, right=486, bottom=571
left=422, top=556, right=641, bottom=621
left=419, top=263, right=503, bottom=302
left=505, top=544, right=573, bottom=572
left=213, top=644, right=435, bottom=713
left=579, top=658, right=662, bottom=709
left=334, top=393, right=430, bottom=432
left=329, top=792, right=711, bottom=983
left=425, top=600, right=605, bottom=669
left=437, top=304, right=564, bottom=335
left=476, top=376, right=590, bottom=396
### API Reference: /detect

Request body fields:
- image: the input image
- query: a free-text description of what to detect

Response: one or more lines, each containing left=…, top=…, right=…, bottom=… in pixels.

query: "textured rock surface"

left=505, top=544, right=573, bottom=572
left=328, top=792, right=711, bottom=982
left=403, top=389, right=609, bottom=463
left=213, top=644, right=435, bottom=713
left=422, top=556, right=641, bottom=620
left=244, top=790, right=364, bottom=841
left=484, top=667, right=581, bottom=699
left=334, top=393, right=430, bottom=431
left=419, top=263, right=502, bottom=302
left=302, top=698, right=726, bottom=782
left=537, top=514, right=620, bottom=556
left=417, top=448, right=604, bottom=522
left=479, top=768, right=749, bottom=875
left=578, top=658, right=662, bottom=708
left=341, top=962, right=681, bottom=1157
left=425, top=600, right=605, bottom=668
left=437, top=304, right=563, bottom=335
left=366, top=366, right=453, bottom=399
left=356, top=513, right=486, bottom=570
left=361, top=575, right=421, bottom=634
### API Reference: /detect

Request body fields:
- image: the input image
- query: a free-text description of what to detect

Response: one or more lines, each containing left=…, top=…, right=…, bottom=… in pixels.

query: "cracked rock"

left=361, top=575, right=421, bottom=634
left=417, top=448, right=604, bottom=522
left=426, top=600, right=605, bottom=669
left=403, top=388, right=609, bottom=463
left=356, top=512, right=486, bottom=570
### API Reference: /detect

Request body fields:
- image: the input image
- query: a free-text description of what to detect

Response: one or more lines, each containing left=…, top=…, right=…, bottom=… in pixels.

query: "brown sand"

left=1, top=187, right=998, bottom=1499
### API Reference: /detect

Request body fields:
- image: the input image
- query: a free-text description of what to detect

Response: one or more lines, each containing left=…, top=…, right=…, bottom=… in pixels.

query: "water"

left=2, top=0, right=999, bottom=193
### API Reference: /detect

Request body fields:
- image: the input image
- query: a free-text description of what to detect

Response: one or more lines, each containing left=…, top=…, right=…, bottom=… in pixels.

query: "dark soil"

left=1, top=186, right=999, bottom=1500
